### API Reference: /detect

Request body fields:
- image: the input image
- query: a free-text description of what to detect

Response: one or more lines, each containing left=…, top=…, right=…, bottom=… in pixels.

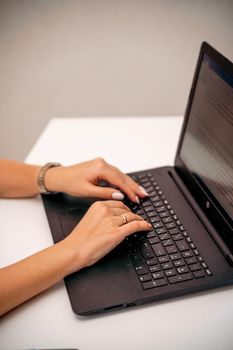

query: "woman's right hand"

left=62, top=200, right=152, bottom=275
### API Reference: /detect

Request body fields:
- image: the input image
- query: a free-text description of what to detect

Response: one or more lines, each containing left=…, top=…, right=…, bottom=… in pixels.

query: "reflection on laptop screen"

left=180, top=53, right=233, bottom=220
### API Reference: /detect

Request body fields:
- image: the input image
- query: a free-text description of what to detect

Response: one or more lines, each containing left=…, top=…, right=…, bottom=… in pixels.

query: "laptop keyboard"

left=127, top=172, right=213, bottom=290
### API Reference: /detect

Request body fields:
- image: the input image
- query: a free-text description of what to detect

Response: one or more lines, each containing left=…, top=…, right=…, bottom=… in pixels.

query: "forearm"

left=0, top=159, right=40, bottom=198
left=0, top=240, right=76, bottom=316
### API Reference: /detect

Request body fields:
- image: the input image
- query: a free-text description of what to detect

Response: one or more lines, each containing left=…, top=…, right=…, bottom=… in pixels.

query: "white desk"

left=1, top=116, right=233, bottom=350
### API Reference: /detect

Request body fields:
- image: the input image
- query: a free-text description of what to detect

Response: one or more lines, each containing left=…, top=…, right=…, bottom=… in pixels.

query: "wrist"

left=40, top=163, right=63, bottom=194
left=57, top=236, right=85, bottom=276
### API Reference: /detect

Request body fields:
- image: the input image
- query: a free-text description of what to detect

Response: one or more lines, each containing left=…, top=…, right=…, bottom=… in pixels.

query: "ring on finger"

left=121, top=214, right=128, bottom=225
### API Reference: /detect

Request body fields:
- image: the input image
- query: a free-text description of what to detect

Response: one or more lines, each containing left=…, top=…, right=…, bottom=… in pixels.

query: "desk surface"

left=1, top=116, right=233, bottom=350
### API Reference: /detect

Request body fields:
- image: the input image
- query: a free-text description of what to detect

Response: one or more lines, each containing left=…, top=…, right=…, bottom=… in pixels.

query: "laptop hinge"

left=169, top=168, right=233, bottom=266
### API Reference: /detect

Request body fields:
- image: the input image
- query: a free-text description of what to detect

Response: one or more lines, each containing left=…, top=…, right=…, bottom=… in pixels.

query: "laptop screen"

left=179, top=52, right=233, bottom=221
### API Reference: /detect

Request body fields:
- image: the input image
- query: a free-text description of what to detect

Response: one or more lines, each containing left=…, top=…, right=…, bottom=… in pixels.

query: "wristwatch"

left=37, top=162, right=61, bottom=194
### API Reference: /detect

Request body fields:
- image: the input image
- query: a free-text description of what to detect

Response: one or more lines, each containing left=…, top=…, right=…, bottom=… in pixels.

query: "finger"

left=102, top=168, right=141, bottom=203
left=110, top=208, right=132, bottom=216
left=105, top=166, right=150, bottom=203
left=124, top=175, right=149, bottom=199
left=116, top=212, right=145, bottom=226
left=89, top=184, right=126, bottom=201
left=119, top=219, right=152, bottom=238
left=97, top=200, right=130, bottom=211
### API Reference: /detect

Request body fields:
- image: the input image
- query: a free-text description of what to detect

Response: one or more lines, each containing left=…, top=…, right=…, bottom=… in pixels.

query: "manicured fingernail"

left=139, top=186, right=149, bottom=196
left=135, top=195, right=140, bottom=204
left=112, top=192, right=124, bottom=200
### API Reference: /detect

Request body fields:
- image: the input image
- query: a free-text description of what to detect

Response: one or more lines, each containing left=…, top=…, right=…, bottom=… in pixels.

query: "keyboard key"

left=161, top=262, right=173, bottom=270
left=162, top=217, right=173, bottom=224
left=170, top=253, right=182, bottom=261
left=165, top=269, right=177, bottom=277
left=158, top=256, right=170, bottom=263
left=194, top=249, right=200, bottom=256
left=159, top=233, right=170, bottom=240
left=153, top=222, right=164, bottom=229
left=166, top=222, right=176, bottom=229
left=149, top=216, right=161, bottom=223
left=150, top=196, right=160, bottom=202
left=149, top=265, right=161, bottom=272
left=177, top=266, right=189, bottom=274
left=156, top=227, right=167, bottom=234
left=176, top=240, right=190, bottom=252
left=156, top=206, right=167, bottom=212
left=169, top=228, right=180, bottom=235
left=189, top=263, right=202, bottom=272
left=162, top=239, right=173, bottom=247
left=166, top=245, right=178, bottom=254
left=147, top=230, right=156, bottom=238
left=173, top=233, right=183, bottom=241
left=139, top=274, right=152, bottom=282
left=134, top=262, right=149, bottom=275
left=201, top=262, right=208, bottom=269
left=147, top=211, right=157, bottom=217
left=173, top=260, right=185, bottom=268
left=206, top=269, right=213, bottom=276
left=168, top=273, right=193, bottom=284
left=152, top=243, right=166, bottom=257
left=193, top=270, right=206, bottom=279
left=146, top=186, right=154, bottom=193
left=146, top=258, right=157, bottom=266
left=140, top=242, right=155, bottom=259
left=186, top=257, right=197, bottom=265
left=159, top=211, right=170, bottom=218
left=154, top=201, right=164, bottom=207
left=149, top=191, right=157, bottom=196
left=135, top=208, right=144, bottom=215
left=149, top=236, right=160, bottom=244
left=182, top=251, right=194, bottom=258
left=152, top=271, right=165, bottom=279
left=142, top=200, right=152, bottom=207
left=144, top=206, right=154, bottom=212
left=142, top=278, right=167, bottom=290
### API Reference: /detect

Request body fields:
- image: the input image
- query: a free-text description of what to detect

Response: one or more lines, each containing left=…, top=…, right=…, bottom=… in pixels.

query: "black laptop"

left=42, top=42, right=233, bottom=316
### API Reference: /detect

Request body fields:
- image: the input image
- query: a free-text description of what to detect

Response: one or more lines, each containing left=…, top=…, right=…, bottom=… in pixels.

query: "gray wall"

left=0, top=0, right=233, bottom=161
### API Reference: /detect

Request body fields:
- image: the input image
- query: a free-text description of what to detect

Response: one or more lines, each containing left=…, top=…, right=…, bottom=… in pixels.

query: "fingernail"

left=112, top=192, right=124, bottom=200
left=139, top=186, right=149, bottom=196
left=135, top=195, right=140, bottom=204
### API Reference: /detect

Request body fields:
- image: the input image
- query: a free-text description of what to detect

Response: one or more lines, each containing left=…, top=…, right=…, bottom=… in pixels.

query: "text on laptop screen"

left=180, top=53, right=233, bottom=220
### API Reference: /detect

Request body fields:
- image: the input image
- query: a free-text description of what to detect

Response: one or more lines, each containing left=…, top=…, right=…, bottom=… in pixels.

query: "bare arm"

left=0, top=159, right=40, bottom=198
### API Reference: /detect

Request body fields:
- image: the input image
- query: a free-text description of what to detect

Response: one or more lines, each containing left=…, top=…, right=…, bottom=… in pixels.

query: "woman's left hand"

left=45, top=158, right=148, bottom=203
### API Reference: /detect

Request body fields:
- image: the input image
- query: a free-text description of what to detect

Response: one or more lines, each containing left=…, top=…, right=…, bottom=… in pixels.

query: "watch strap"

left=38, top=162, right=61, bottom=194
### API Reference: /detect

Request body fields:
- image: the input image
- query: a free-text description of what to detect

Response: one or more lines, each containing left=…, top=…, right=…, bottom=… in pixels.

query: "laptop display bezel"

left=174, top=42, right=233, bottom=252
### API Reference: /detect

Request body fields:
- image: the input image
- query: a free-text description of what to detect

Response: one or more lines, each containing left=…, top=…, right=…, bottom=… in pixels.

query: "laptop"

left=42, top=42, right=233, bottom=316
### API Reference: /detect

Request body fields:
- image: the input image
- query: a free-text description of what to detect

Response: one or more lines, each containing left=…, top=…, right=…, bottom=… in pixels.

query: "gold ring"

left=121, top=214, right=128, bottom=225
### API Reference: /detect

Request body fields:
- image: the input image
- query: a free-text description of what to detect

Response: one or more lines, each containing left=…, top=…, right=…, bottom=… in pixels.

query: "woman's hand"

left=45, top=157, right=148, bottom=203
left=62, top=200, right=152, bottom=273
